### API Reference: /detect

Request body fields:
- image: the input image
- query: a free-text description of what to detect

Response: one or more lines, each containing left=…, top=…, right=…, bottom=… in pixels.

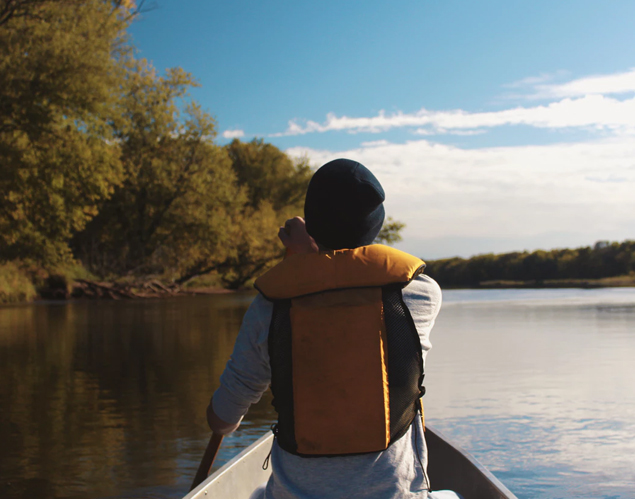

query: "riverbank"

left=3, top=267, right=635, bottom=305
left=0, top=262, right=38, bottom=304
left=45, top=279, right=236, bottom=300
left=0, top=262, right=239, bottom=305
left=444, top=274, right=635, bottom=289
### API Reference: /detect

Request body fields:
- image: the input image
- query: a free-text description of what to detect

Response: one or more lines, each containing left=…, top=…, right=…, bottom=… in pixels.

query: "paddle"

left=190, top=432, right=224, bottom=491
left=188, top=221, right=302, bottom=492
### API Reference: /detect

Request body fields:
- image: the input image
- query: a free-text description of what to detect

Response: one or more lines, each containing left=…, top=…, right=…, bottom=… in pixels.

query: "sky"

left=129, top=0, right=635, bottom=259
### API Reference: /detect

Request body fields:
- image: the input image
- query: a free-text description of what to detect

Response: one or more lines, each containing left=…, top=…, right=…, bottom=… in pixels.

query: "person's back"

left=208, top=159, right=442, bottom=498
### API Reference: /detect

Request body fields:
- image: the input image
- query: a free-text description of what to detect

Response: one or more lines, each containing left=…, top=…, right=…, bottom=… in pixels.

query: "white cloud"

left=413, top=128, right=486, bottom=136
left=436, top=129, right=487, bottom=136
left=360, top=140, right=390, bottom=147
left=277, top=95, right=635, bottom=136
left=222, top=129, right=245, bottom=139
left=503, top=70, right=570, bottom=89
left=531, top=68, right=635, bottom=99
left=287, top=137, right=635, bottom=257
left=413, top=128, right=435, bottom=136
left=274, top=69, right=635, bottom=138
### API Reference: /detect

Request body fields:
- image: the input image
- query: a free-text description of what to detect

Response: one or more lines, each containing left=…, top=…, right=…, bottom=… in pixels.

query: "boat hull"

left=184, top=425, right=518, bottom=499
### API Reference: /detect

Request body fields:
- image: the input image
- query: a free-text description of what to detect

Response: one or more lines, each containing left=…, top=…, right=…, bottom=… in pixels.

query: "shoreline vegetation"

left=2, top=239, right=634, bottom=305
left=447, top=275, right=635, bottom=289
left=424, top=240, right=635, bottom=291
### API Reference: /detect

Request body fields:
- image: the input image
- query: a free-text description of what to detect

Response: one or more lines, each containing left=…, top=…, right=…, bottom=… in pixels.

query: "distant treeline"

left=425, top=240, right=635, bottom=287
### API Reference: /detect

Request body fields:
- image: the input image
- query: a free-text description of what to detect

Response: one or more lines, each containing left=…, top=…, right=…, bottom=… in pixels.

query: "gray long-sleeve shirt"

left=213, top=274, right=442, bottom=499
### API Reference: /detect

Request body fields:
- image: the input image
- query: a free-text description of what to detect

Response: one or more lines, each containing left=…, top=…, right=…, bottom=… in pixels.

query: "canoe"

left=183, top=424, right=518, bottom=499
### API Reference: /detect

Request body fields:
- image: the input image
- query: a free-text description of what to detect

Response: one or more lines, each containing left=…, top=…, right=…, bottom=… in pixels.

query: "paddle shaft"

left=190, top=432, right=224, bottom=491
left=188, top=230, right=290, bottom=492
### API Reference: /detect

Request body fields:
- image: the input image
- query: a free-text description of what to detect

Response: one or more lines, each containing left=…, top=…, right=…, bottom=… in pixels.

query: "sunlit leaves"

left=0, top=0, right=129, bottom=265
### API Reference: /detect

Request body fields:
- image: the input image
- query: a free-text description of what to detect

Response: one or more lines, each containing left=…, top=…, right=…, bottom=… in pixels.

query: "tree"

left=424, top=240, right=635, bottom=286
left=73, top=62, right=245, bottom=278
left=0, top=1, right=143, bottom=28
left=0, top=0, right=410, bottom=289
left=0, top=0, right=136, bottom=265
left=210, top=201, right=285, bottom=289
left=225, top=138, right=312, bottom=212
left=375, top=217, right=405, bottom=245
left=197, top=139, right=314, bottom=288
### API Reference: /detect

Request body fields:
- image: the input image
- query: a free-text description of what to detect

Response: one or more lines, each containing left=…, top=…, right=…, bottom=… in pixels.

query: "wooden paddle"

left=190, top=432, right=224, bottom=491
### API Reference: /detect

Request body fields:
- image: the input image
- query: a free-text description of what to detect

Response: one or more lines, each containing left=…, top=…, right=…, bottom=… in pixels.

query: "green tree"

left=199, top=139, right=314, bottom=288
left=73, top=62, right=245, bottom=278
left=0, top=0, right=135, bottom=265
left=375, top=217, right=405, bottom=245
left=225, top=138, right=312, bottom=212
left=209, top=202, right=285, bottom=289
left=424, top=240, right=635, bottom=287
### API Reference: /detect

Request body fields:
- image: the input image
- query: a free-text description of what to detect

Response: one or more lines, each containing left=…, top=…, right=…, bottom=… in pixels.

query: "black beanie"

left=304, top=158, right=385, bottom=250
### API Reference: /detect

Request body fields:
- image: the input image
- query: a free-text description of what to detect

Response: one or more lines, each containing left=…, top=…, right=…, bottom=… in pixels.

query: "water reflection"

left=1, top=288, right=634, bottom=499
left=0, top=295, right=261, bottom=499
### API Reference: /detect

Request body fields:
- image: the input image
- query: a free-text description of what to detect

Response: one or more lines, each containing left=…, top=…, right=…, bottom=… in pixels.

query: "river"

left=1, top=288, right=634, bottom=499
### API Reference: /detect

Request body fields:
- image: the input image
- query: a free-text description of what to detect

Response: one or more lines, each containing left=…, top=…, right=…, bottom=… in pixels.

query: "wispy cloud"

left=418, top=128, right=487, bottom=136
left=276, top=95, right=635, bottom=136
left=273, top=69, right=635, bottom=138
left=585, top=175, right=628, bottom=183
left=360, top=140, right=391, bottom=147
left=503, top=70, right=570, bottom=89
left=222, top=129, right=245, bottom=139
left=530, top=68, right=635, bottom=99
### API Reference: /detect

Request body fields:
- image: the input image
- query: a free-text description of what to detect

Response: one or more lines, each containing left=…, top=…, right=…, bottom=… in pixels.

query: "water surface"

left=1, top=288, right=634, bottom=499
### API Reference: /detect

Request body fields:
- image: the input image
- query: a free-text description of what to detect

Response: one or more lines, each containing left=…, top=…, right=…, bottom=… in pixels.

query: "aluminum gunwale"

left=182, top=424, right=519, bottom=499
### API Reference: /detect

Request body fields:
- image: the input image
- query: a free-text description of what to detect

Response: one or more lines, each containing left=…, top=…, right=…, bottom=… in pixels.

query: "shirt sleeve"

left=211, top=293, right=273, bottom=425
left=401, top=274, right=443, bottom=361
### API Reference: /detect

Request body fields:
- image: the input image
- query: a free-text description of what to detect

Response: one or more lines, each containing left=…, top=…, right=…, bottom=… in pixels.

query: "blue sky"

left=130, top=0, right=635, bottom=259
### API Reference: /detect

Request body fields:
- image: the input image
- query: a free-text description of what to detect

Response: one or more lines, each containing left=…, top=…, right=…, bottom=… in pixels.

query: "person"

left=207, top=158, right=443, bottom=499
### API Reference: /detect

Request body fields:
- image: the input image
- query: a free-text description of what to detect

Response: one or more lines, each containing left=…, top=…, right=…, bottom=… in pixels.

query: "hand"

left=278, top=216, right=319, bottom=255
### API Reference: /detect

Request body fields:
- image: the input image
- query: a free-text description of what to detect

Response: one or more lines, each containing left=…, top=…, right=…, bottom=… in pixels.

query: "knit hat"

left=304, top=158, right=385, bottom=250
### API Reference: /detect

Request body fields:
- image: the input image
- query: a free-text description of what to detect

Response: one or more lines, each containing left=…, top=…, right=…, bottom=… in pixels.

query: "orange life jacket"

left=255, top=245, right=426, bottom=457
